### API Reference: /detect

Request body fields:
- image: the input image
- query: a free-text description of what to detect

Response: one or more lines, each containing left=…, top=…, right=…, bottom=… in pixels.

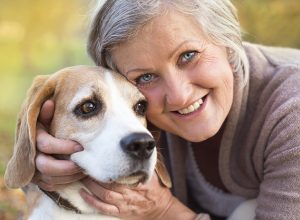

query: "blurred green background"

left=0, top=0, right=93, bottom=219
left=0, top=0, right=299, bottom=219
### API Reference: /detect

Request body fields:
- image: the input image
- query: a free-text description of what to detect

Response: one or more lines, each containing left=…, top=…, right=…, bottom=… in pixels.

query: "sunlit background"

left=0, top=0, right=299, bottom=219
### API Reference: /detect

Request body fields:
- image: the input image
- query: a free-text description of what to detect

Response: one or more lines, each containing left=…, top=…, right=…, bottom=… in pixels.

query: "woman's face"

left=111, top=10, right=234, bottom=142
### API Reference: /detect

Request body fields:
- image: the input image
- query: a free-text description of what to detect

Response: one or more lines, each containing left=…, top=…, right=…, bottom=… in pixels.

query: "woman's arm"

left=80, top=173, right=199, bottom=220
left=255, top=68, right=300, bottom=219
left=158, top=197, right=209, bottom=220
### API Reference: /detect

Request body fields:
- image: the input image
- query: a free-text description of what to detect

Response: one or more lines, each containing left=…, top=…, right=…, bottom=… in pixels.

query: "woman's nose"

left=164, top=72, right=192, bottom=107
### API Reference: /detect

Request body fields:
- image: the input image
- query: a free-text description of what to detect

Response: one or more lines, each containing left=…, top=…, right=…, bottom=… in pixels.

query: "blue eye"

left=181, top=51, right=196, bottom=62
left=136, top=73, right=155, bottom=85
left=141, top=73, right=153, bottom=82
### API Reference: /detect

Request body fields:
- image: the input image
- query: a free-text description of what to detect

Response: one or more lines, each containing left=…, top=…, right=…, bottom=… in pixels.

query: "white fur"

left=29, top=71, right=157, bottom=219
left=68, top=85, right=95, bottom=112
left=29, top=192, right=120, bottom=220
left=70, top=71, right=156, bottom=183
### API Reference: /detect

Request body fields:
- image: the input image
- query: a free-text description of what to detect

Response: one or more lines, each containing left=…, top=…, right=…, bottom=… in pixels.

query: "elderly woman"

left=33, top=0, right=300, bottom=219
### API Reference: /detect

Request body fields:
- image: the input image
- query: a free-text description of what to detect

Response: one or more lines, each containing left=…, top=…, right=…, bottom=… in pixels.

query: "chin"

left=183, top=135, right=210, bottom=143
left=178, top=125, right=221, bottom=143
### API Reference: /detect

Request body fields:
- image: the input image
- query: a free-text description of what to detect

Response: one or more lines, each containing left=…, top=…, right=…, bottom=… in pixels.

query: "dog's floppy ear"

left=155, top=152, right=172, bottom=188
left=4, top=74, right=55, bottom=188
left=148, top=122, right=172, bottom=188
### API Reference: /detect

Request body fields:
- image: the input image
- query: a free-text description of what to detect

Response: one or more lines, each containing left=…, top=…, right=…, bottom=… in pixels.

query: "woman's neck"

left=190, top=123, right=228, bottom=192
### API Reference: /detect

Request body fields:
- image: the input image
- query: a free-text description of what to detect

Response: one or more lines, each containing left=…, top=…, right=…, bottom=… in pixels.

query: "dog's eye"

left=74, top=99, right=101, bottom=118
left=134, top=100, right=148, bottom=116
left=81, top=102, right=96, bottom=114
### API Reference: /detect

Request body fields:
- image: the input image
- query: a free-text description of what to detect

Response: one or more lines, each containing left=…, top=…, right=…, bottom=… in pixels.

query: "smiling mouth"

left=114, top=171, right=147, bottom=186
left=176, top=95, right=208, bottom=115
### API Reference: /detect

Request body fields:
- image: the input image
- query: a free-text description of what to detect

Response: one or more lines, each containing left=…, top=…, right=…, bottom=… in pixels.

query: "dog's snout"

left=120, top=133, right=155, bottom=160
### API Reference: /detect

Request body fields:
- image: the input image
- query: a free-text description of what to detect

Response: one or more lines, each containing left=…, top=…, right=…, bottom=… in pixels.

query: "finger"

left=40, top=172, right=87, bottom=185
left=37, top=181, right=72, bottom=192
left=80, top=188, right=152, bottom=217
left=36, top=126, right=83, bottom=154
left=81, top=178, right=124, bottom=204
left=82, top=178, right=149, bottom=209
left=133, top=172, right=161, bottom=191
left=87, top=179, right=139, bottom=193
left=79, top=189, right=120, bottom=216
left=36, top=153, right=83, bottom=176
left=38, top=100, right=55, bottom=127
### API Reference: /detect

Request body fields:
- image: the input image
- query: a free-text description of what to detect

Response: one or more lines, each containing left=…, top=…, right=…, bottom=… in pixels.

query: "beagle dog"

left=4, top=66, right=171, bottom=220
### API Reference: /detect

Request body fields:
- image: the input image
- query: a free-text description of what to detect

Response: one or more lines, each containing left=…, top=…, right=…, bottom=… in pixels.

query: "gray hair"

left=87, top=0, right=249, bottom=82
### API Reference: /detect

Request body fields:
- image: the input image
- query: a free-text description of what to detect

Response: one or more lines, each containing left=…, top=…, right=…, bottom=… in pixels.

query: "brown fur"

left=4, top=65, right=171, bottom=190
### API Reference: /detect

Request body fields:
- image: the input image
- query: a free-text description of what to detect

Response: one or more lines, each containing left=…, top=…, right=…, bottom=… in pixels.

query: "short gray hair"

left=87, top=0, right=249, bottom=81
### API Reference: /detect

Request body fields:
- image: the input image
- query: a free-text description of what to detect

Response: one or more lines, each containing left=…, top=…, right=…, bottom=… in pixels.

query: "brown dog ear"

left=155, top=151, right=172, bottom=188
left=4, top=74, right=55, bottom=188
left=147, top=122, right=172, bottom=188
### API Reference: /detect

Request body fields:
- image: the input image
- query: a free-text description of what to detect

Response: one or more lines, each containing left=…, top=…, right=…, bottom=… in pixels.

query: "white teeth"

left=178, top=98, right=204, bottom=115
left=188, top=105, right=194, bottom=112
left=181, top=108, right=189, bottom=114
left=193, top=102, right=200, bottom=109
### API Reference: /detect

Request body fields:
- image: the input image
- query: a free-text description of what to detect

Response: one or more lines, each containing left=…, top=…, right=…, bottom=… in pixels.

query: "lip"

left=114, top=171, right=147, bottom=186
left=171, top=94, right=209, bottom=119
left=177, top=98, right=203, bottom=114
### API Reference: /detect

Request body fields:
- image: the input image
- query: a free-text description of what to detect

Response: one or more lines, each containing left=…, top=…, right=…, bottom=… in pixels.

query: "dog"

left=4, top=66, right=171, bottom=220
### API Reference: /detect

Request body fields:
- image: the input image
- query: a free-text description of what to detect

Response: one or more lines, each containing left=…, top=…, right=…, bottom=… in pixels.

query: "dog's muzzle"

left=120, top=132, right=155, bottom=160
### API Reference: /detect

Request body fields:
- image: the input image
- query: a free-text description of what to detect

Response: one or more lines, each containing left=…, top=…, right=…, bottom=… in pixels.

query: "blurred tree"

left=0, top=0, right=93, bottom=122
left=0, top=1, right=94, bottom=218
left=233, top=0, right=300, bottom=47
left=0, top=0, right=92, bottom=75
left=0, top=0, right=299, bottom=219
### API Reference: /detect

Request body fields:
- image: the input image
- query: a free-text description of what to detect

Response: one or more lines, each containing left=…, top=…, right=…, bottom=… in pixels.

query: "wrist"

left=156, top=195, right=196, bottom=220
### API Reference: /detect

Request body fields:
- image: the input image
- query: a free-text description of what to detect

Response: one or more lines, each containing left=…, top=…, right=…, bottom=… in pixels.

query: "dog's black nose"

left=120, top=133, right=155, bottom=160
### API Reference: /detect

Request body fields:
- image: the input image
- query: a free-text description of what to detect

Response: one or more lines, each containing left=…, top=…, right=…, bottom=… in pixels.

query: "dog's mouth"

left=114, top=171, right=147, bottom=186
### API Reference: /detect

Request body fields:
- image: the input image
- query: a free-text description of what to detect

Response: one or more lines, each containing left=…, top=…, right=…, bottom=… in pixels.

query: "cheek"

left=210, top=66, right=234, bottom=114
left=188, top=60, right=218, bottom=87
left=219, top=62, right=234, bottom=95
left=196, top=60, right=233, bottom=89
left=140, top=87, right=163, bottom=113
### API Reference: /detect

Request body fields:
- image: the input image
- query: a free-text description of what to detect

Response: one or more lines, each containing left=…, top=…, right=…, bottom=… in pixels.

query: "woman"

left=33, top=0, right=300, bottom=219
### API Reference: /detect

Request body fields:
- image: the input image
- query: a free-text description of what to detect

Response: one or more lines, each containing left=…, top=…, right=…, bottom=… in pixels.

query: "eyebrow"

left=168, top=40, right=192, bottom=60
left=125, top=40, right=203, bottom=76
left=125, top=68, right=153, bottom=76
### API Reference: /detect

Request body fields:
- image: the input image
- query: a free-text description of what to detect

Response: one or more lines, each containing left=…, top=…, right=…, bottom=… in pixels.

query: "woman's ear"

left=4, top=75, right=54, bottom=188
left=155, top=152, right=172, bottom=188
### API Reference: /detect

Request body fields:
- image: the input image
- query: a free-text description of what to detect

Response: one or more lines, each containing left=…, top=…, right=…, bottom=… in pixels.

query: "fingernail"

left=75, top=144, right=84, bottom=152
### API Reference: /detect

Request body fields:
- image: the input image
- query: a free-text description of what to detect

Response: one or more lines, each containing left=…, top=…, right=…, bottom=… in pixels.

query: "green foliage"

left=0, top=0, right=299, bottom=219
left=0, top=0, right=299, bottom=167
left=0, top=0, right=93, bottom=175
left=233, top=0, right=300, bottom=47
left=0, top=0, right=299, bottom=174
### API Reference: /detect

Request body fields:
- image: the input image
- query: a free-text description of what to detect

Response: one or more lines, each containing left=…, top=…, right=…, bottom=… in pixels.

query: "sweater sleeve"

left=255, top=68, right=300, bottom=219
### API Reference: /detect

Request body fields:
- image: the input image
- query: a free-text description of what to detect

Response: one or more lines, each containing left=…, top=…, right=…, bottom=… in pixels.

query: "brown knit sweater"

left=159, top=42, right=300, bottom=220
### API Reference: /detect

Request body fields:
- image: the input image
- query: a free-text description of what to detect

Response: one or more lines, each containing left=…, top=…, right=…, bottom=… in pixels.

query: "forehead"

left=111, top=10, right=205, bottom=70
left=55, top=67, right=144, bottom=102
left=57, top=68, right=105, bottom=94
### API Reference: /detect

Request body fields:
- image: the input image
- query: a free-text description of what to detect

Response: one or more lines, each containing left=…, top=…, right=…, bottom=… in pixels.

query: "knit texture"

left=161, top=42, right=300, bottom=220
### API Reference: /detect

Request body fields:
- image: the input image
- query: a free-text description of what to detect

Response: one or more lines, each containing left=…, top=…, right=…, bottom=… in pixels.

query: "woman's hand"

left=80, top=173, right=197, bottom=220
left=31, top=100, right=86, bottom=191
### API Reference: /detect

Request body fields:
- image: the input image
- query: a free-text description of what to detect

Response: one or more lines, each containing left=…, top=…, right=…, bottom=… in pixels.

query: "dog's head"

left=5, top=66, right=171, bottom=189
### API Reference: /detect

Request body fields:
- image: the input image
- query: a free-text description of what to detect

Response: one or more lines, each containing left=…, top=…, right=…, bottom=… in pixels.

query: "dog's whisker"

left=5, top=65, right=170, bottom=219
